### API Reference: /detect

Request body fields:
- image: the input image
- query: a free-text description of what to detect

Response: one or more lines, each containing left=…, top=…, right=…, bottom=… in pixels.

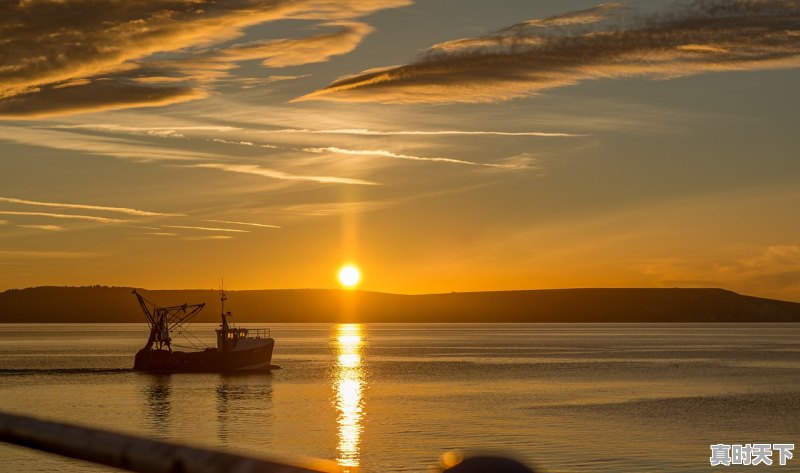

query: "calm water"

left=0, top=323, right=799, bottom=472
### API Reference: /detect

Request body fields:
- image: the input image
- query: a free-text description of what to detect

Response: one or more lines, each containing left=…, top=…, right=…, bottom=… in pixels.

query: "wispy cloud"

left=0, top=250, right=101, bottom=259
left=44, top=124, right=240, bottom=134
left=0, top=125, right=221, bottom=163
left=162, top=225, right=249, bottom=233
left=188, top=162, right=379, bottom=186
left=0, top=126, right=376, bottom=186
left=225, top=75, right=311, bottom=89
left=0, top=196, right=179, bottom=217
left=17, top=224, right=65, bottom=232
left=0, top=211, right=127, bottom=224
left=740, top=245, right=800, bottom=269
left=637, top=244, right=800, bottom=300
left=284, top=201, right=395, bottom=217
left=0, top=0, right=411, bottom=117
left=303, top=146, right=525, bottom=168
left=184, top=235, right=235, bottom=241
left=211, top=138, right=278, bottom=149
left=223, top=21, right=373, bottom=67
left=264, top=128, right=581, bottom=137
left=213, top=138, right=254, bottom=146
left=282, top=182, right=494, bottom=217
left=206, top=219, right=281, bottom=229
left=141, top=232, right=179, bottom=237
left=519, top=3, right=623, bottom=28
left=146, top=130, right=186, bottom=139
left=301, top=0, right=800, bottom=103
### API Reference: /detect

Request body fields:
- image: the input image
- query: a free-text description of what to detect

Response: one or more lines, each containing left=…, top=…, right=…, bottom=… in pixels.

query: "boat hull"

left=133, top=340, right=274, bottom=373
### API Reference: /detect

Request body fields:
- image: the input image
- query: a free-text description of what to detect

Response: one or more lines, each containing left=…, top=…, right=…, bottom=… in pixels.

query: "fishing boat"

left=132, top=289, right=274, bottom=373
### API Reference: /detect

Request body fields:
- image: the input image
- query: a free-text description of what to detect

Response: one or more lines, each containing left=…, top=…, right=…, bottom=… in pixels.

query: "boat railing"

left=245, top=328, right=271, bottom=340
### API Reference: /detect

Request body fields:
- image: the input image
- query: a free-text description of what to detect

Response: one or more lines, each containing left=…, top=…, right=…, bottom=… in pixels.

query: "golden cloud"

left=223, top=22, right=374, bottom=67
left=0, top=0, right=411, bottom=117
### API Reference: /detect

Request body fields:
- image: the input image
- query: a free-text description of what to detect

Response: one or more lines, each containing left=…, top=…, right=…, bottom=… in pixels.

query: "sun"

left=338, top=265, right=361, bottom=288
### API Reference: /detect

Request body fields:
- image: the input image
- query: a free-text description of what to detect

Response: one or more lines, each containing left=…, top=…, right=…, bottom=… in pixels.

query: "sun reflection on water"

left=334, top=324, right=365, bottom=471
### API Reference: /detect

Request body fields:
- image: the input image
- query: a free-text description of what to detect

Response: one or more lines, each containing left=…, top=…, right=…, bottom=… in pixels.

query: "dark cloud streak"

left=0, top=0, right=411, bottom=117
left=0, top=81, right=206, bottom=119
left=301, top=0, right=800, bottom=103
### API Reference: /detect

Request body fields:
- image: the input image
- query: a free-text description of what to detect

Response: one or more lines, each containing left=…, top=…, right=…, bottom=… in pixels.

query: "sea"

left=0, top=323, right=799, bottom=473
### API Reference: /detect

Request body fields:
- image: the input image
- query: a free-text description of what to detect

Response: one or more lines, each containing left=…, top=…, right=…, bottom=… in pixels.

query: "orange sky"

left=1, top=0, right=799, bottom=301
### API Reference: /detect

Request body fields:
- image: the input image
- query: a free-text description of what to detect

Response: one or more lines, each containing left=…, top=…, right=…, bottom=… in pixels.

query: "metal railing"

left=0, top=411, right=536, bottom=473
left=244, top=328, right=271, bottom=340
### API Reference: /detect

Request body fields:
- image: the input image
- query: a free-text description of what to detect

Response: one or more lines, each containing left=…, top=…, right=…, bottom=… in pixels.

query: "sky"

left=0, top=0, right=799, bottom=300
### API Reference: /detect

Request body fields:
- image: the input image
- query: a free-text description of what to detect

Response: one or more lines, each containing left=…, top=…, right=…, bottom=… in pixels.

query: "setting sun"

left=338, top=265, right=361, bottom=288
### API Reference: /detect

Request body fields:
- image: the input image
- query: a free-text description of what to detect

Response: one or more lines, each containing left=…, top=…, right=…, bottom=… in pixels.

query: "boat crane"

left=132, top=289, right=205, bottom=352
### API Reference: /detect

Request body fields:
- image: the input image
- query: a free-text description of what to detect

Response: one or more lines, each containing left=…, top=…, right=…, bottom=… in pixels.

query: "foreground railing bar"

left=0, top=411, right=537, bottom=473
left=0, top=411, right=337, bottom=473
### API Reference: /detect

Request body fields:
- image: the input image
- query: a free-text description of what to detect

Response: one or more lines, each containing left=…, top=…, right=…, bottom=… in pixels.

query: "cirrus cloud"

left=0, top=196, right=179, bottom=217
left=223, top=21, right=374, bottom=68
left=0, top=82, right=206, bottom=119
left=300, top=0, right=800, bottom=103
left=0, top=0, right=411, bottom=118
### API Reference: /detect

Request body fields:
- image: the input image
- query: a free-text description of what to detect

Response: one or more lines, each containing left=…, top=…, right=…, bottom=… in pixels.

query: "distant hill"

left=1, top=286, right=799, bottom=323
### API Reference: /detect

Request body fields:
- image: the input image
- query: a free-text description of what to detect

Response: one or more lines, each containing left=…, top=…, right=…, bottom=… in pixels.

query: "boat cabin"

left=217, top=328, right=248, bottom=350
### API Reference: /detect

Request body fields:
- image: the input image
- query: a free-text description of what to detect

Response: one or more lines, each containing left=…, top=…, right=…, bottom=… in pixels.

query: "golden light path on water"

left=334, top=324, right=365, bottom=471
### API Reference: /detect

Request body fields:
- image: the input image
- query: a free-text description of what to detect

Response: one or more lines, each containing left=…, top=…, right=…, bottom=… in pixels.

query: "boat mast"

left=220, top=286, right=230, bottom=333
left=218, top=281, right=233, bottom=352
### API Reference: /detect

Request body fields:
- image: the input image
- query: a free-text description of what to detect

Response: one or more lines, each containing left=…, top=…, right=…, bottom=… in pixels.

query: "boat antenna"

left=220, top=277, right=230, bottom=332
left=220, top=277, right=226, bottom=314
